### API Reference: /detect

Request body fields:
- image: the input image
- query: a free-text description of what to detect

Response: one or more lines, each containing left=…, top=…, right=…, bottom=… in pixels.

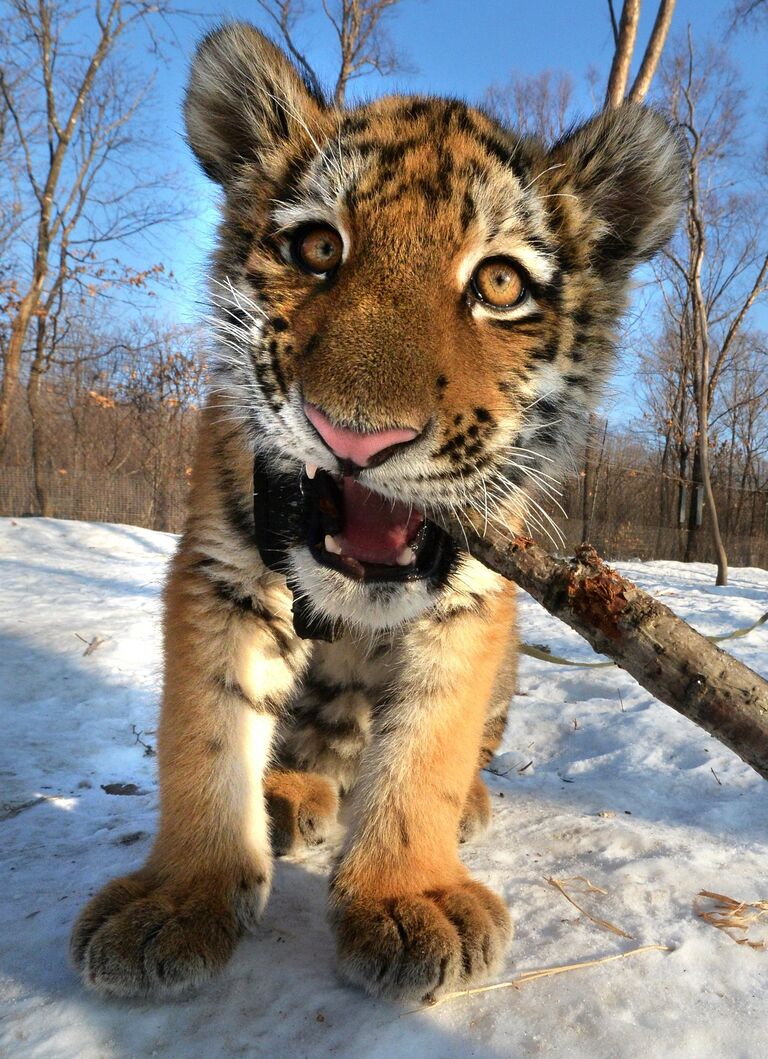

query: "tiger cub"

left=71, top=23, right=684, bottom=1001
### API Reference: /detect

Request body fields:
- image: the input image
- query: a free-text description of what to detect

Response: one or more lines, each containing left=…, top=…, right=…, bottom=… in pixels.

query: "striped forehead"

left=270, top=100, right=558, bottom=285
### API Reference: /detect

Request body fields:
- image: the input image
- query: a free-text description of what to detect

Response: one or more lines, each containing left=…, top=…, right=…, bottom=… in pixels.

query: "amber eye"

left=471, top=257, right=527, bottom=308
left=291, top=224, right=343, bottom=275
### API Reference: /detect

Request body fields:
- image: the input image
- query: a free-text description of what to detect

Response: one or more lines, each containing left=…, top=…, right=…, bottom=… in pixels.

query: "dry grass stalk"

left=546, top=875, right=634, bottom=939
left=414, top=944, right=672, bottom=1011
left=696, top=890, right=768, bottom=950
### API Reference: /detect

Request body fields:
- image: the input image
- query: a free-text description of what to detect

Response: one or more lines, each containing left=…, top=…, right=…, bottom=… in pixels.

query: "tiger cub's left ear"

left=184, top=21, right=328, bottom=187
left=544, top=103, right=686, bottom=275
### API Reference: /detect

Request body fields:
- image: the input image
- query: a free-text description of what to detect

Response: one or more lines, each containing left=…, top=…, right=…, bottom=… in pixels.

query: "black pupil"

left=492, top=267, right=511, bottom=289
left=306, top=230, right=337, bottom=267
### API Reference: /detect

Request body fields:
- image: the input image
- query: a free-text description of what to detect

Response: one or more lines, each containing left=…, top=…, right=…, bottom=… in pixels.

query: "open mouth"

left=301, top=466, right=452, bottom=583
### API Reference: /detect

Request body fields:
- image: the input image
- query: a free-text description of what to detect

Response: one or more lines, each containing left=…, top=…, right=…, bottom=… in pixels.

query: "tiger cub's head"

left=185, top=23, right=684, bottom=630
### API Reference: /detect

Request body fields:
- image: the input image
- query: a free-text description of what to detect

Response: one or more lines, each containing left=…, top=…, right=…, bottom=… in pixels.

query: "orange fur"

left=71, top=23, right=684, bottom=1001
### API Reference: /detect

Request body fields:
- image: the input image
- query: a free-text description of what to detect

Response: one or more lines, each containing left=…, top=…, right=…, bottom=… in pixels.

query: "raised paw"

left=266, top=769, right=339, bottom=856
left=70, top=866, right=269, bottom=997
left=331, top=877, right=511, bottom=1001
left=459, top=773, right=492, bottom=843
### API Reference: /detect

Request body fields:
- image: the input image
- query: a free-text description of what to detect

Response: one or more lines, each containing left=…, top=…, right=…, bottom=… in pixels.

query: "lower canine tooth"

left=324, top=534, right=343, bottom=555
left=305, top=463, right=317, bottom=479
left=397, top=546, right=416, bottom=566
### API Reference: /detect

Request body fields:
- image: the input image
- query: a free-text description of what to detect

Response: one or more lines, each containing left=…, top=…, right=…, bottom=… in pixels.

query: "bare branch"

left=430, top=515, right=768, bottom=783
left=728, top=0, right=768, bottom=31
left=256, top=0, right=408, bottom=107
left=0, top=0, right=185, bottom=455
left=605, top=0, right=641, bottom=109
left=254, top=1, right=324, bottom=98
left=628, top=0, right=677, bottom=104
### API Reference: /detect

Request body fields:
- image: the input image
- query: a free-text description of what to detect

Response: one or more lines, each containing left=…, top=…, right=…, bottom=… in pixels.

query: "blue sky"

left=135, top=0, right=766, bottom=419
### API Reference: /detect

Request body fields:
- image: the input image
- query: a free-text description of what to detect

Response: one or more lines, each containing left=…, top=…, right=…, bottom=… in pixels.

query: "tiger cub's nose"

left=304, top=403, right=420, bottom=468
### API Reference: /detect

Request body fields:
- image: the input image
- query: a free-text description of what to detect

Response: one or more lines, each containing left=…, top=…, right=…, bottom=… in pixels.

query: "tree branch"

left=605, top=0, right=641, bottom=108
left=431, top=510, right=768, bottom=782
left=255, top=0, right=324, bottom=99
left=628, top=0, right=677, bottom=104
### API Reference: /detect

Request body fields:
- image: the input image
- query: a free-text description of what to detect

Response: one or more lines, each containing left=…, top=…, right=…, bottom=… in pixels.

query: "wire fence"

left=0, top=466, right=190, bottom=533
left=549, top=514, right=768, bottom=568
left=2, top=464, right=767, bottom=568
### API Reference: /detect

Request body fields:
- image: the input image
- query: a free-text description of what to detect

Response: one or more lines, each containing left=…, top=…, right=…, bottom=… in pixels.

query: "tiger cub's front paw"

left=330, top=877, right=512, bottom=1001
left=70, top=864, right=270, bottom=997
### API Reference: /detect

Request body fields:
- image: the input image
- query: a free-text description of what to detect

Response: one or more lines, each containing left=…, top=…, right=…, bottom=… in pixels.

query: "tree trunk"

left=685, top=442, right=702, bottom=563
left=0, top=297, right=37, bottom=452
left=655, top=430, right=673, bottom=558
left=605, top=0, right=641, bottom=108
left=628, top=0, right=677, bottom=103
left=676, top=436, right=689, bottom=560
left=27, top=319, right=53, bottom=517
left=724, top=414, right=737, bottom=536
left=580, top=414, right=597, bottom=544
left=698, top=419, right=729, bottom=585
left=685, top=64, right=729, bottom=586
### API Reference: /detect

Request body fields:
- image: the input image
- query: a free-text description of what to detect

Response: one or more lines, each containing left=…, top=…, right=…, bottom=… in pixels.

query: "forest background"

left=2, top=0, right=767, bottom=583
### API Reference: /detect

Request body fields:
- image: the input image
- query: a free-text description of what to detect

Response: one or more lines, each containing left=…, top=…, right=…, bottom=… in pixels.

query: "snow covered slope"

left=1, top=517, right=767, bottom=1058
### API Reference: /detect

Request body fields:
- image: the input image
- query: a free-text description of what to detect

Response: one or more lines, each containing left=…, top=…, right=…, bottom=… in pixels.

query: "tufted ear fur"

left=544, top=103, right=686, bottom=274
left=184, top=22, right=328, bottom=186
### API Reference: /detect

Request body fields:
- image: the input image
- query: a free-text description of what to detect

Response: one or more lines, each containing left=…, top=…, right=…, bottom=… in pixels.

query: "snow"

left=1, top=516, right=767, bottom=1059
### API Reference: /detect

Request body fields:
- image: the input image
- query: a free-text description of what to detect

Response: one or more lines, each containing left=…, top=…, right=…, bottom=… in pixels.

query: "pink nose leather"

left=304, top=403, right=418, bottom=466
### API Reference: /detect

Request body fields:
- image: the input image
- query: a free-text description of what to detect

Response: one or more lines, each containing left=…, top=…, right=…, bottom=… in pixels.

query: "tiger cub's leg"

left=329, top=579, right=517, bottom=1000
left=265, top=770, right=340, bottom=856
left=71, top=543, right=308, bottom=997
left=458, top=773, right=493, bottom=844
left=267, top=637, right=388, bottom=855
left=459, top=638, right=518, bottom=843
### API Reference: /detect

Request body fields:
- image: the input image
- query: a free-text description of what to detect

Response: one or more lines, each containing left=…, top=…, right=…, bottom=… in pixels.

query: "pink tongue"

left=341, top=478, right=423, bottom=564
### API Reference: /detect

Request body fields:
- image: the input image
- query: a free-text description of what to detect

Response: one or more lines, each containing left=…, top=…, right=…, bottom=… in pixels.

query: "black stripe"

left=303, top=676, right=366, bottom=703
left=489, top=312, right=545, bottom=332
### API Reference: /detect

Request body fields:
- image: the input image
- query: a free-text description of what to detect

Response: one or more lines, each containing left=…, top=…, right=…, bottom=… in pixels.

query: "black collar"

left=252, top=452, right=339, bottom=642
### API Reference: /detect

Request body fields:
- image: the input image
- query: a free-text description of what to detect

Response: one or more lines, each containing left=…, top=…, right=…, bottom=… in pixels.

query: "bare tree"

left=729, top=0, right=768, bottom=30
left=580, top=2, right=676, bottom=543
left=650, top=34, right=768, bottom=585
left=717, top=335, right=768, bottom=539
left=485, top=4, right=678, bottom=550
left=0, top=0, right=183, bottom=462
left=255, top=0, right=407, bottom=106
left=484, top=71, right=575, bottom=142
left=1, top=314, right=203, bottom=529
left=605, top=0, right=677, bottom=107
left=605, top=0, right=677, bottom=108
left=605, top=0, right=642, bottom=106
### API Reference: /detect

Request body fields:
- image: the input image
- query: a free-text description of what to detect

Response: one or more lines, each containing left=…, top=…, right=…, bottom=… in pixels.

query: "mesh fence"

left=2, top=464, right=767, bottom=568
left=549, top=514, right=768, bottom=568
left=0, top=466, right=189, bottom=534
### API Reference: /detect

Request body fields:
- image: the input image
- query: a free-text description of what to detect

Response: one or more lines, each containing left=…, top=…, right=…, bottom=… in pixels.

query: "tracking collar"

left=252, top=451, right=339, bottom=642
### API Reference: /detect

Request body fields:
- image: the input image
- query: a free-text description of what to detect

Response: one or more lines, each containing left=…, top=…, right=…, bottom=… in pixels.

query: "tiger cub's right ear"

left=184, top=22, right=328, bottom=186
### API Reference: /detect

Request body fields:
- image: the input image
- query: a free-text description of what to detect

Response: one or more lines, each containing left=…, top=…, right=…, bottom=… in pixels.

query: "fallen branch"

left=431, top=512, right=768, bottom=781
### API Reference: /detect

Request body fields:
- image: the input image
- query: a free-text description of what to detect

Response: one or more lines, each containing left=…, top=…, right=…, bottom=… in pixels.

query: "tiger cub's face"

left=185, top=24, right=684, bottom=630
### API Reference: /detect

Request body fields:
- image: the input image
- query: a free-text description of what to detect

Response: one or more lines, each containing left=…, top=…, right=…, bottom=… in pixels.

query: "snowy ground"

left=1, top=517, right=767, bottom=1059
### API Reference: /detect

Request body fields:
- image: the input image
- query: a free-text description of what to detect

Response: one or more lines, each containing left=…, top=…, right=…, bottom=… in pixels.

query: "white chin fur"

left=287, top=546, right=438, bottom=632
